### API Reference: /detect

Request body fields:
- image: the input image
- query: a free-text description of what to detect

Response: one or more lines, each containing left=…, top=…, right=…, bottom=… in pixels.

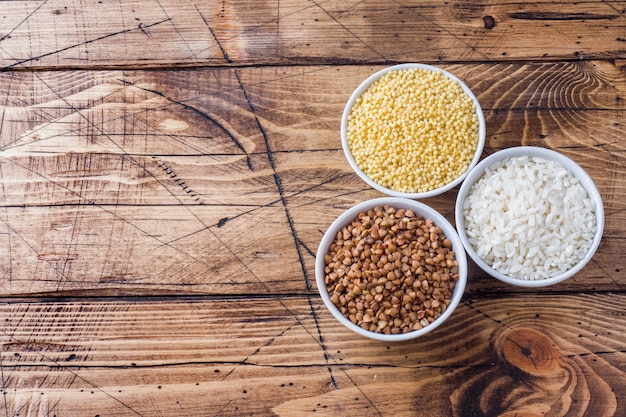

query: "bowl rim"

left=340, top=63, right=486, bottom=199
left=454, top=146, right=605, bottom=287
left=315, top=197, right=468, bottom=341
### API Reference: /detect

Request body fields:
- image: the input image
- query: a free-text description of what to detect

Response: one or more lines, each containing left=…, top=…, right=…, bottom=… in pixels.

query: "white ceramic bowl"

left=455, top=146, right=604, bottom=287
left=340, top=63, right=486, bottom=199
left=316, top=197, right=468, bottom=341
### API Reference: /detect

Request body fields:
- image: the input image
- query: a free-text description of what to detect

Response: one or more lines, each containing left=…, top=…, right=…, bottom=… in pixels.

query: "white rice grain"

left=463, top=155, right=596, bottom=280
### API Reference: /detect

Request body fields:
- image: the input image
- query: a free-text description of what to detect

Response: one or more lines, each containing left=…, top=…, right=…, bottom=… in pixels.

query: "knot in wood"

left=497, top=328, right=560, bottom=377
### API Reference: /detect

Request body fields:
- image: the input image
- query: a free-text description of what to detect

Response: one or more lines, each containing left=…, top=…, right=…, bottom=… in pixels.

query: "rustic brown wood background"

left=0, top=1, right=624, bottom=416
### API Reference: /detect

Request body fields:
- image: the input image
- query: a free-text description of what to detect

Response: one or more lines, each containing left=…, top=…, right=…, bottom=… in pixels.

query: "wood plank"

left=0, top=62, right=624, bottom=296
left=0, top=205, right=309, bottom=296
left=2, top=62, right=624, bottom=157
left=0, top=294, right=623, bottom=416
left=1, top=1, right=626, bottom=69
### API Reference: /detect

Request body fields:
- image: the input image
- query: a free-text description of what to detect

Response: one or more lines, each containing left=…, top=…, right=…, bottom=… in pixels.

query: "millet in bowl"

left=341, top=63, right=486, bottom=199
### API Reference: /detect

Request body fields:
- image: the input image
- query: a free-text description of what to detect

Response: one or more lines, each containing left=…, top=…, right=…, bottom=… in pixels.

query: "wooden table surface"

left=1, top=1, right=625, bottom=416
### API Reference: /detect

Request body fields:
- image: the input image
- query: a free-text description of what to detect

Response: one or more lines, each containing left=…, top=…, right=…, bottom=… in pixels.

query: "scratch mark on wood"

left=590, top=257, right=624, bottom=291
left=0, top=324, right=9, bottom=417
left=463, top=299, right=508, bottom=328
left=161, top=171, right=355, bottom=246
left=119, top=79, right=254, bottom=171
left=0, top=0, right=50, bottom=42
left=0, top=216, right=72, bottom=287
left=0, top=325, right=145, bottom=416
left=11, top=74, right=236, bottom=287
left=309, top=0, right=386, bottom=60
left=3, top=71, right=206, bottom=290
left=2, top=18, right=171, bottom=70
left=601, top=0, right=626, bottom=19
left=211, top=399, right=234, bottom=417
left=237, top=103, right=304, bottom=292
left=251, top=251, right=281, bottom=259
left=401, top=5, right=490, bottom=61
left=509, top=12, right=619, bottom=21
left=234, top=69, right=342, bottom=391
left=152, top=157, right=205, bottom=205
left=59, top=207, right=80, bottom=290
left=38, top=253, right=79, bottom=261
left=218, top=325, right=293, bottom=383
left=297, top=237, right=315, bottom=258
left=0, top=154, right=215, bottom=285
left=155, top=0, right=198, bottom=60
left=138, top=23, right=153, bottom=39
left=194, top=4, right=232, bottom=63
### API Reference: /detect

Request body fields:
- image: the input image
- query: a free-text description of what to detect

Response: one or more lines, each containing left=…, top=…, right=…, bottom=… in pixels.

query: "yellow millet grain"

left=347, top=68, right=479, bottom=193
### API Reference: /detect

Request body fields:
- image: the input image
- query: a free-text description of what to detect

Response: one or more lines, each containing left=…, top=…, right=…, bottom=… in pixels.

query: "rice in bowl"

left=455, top=146, right=604, bottom=286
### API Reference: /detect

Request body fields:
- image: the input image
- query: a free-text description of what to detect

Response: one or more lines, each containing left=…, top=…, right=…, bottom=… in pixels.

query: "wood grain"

left=1, top=1, right=625, bottom=415
left=2, top=1, right=626, bottom=69
left=0, top=294, right=623, bottom=416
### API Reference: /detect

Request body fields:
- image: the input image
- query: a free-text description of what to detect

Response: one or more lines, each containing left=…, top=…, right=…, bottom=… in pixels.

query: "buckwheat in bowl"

left=341, top=63, right=486, bottom=199
left=315, top=197, right=467, bottom=341
left=455, top=146, right=604, bottom=287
